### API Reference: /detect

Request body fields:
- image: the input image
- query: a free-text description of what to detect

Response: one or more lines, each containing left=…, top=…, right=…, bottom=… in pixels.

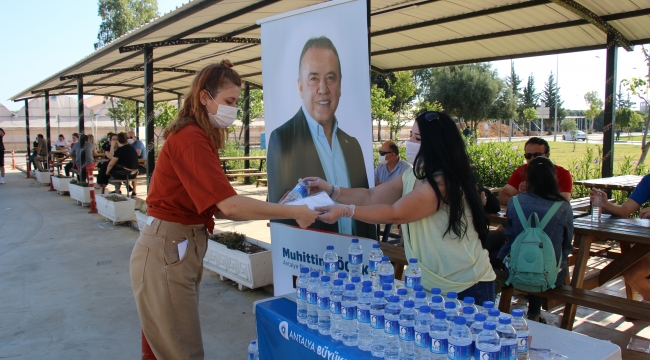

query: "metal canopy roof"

left=10, top=0, right=650, bottom=103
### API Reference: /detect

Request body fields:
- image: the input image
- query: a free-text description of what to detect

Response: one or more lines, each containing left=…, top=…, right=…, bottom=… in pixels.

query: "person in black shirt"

left=104, top=132, right=139, bottom=195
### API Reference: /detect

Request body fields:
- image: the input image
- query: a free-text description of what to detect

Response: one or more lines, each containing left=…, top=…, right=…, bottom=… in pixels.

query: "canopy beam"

left=119, top=36, right=260, bottom=53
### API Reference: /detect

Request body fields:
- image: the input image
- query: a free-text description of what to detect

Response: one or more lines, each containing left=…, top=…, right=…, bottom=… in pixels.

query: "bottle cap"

left=474, top=313, right=487, bottom=322
left=482, top=301, right=495, bottom=309
left=403, top=301, right=415, bottom=308
left=338, top=272, right=347, bottom=279
left=250, top=340, right=257, bottom=344
left=388, top=296, right=400, bottom=303
left=415, top=291, right=426, bottom=299
left=362, top=281, right=372, bottom=288
left=351, top=276, right=361, bottom=283
left=447, top=291, right=457, bottom=299
left=351, top=238, right=359, bottom=243
left=462, top=306, right=474, bottom=315
left=345, top=284, right=355, bottom=291
left=434, top=310, right=447, bottom=319
left=431, top=295, right=443, bottom=303
left=483, top=321, right=496, bottom=330
left=430, top=288, right=442, bottom=295
left=445, top=301, right=456, bottom=309
left=333, top=280, right=343, bottom=286
left=310, top=271, right=319, bottom=277
left=382, top=284, right=393, bottom=291
left=409, top=258, right=418, bottom=263
left=397, top=288, right=408, bottom=296
left=375, top=291, right=385, bottom=298
left=414, top=285, right=424, bottom=292
left=321, top=276, right=330, bottom=282
left=362, top=286, right=372, bottom=293
left=454, top=316, right=466, bottom=325
left=326, top=245, right=334, bottom=250
left=512, top=309, right=524, bottom=317
left=419, top=305, right=431, bottom=313
left=463, top=296, right=475, bottom=304
left=373, top=244, right=380, bottom=248
left=488, top=309, right=501, bottom=317
left=300, top=267, right=309, bottom=273
left=382, top=256, right=390, bottom=262
left=499, top=316, right=512, bottom=325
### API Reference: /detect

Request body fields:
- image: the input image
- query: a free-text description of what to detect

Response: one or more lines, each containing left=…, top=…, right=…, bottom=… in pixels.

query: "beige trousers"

left=130, top=218, right=208, bottom=360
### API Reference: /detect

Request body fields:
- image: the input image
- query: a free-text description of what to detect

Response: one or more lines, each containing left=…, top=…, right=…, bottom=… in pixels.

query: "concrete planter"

left=52, top=176, right=72, bottom=194
left=96, top=194, right=136, bottom=224
left=69, top=183, right=91, bottom=206
left=135, top=211, right=148, bottom=233
left=35, top=170, right=51, bottom=185
left=204, top=239, right=273, bottom=291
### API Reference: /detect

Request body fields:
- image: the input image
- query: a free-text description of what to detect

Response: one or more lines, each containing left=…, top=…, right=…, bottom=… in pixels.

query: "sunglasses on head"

left=378, top=151, right=393, bottom=156
left=524, top=152, right=547, bottom=160
left=417, top=110, right=440, bottom=122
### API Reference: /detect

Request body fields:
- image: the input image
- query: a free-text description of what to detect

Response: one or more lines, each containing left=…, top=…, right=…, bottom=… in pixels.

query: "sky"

left=0, top=0, right=648, bottom=112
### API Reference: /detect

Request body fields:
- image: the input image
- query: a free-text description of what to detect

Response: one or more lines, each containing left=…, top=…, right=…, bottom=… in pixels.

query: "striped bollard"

left=11, top=150, right=15, bottom=169
left=87, top=164, right=98, bottom=213
left=25, top=154, right=31, bottom=178
left=48, top=156, right=55, bottom=191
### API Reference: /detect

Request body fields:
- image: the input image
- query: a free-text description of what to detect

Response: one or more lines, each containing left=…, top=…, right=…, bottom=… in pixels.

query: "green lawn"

left=617, top=135, right=647, bottom=142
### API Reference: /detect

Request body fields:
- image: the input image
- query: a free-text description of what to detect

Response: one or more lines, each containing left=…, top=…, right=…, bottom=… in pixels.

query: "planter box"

left=35, top=171, right=51, bottom=185
left=96, top=194, right=136, bottom=224
left=52, top=177, right=72, bottom=194
left=69, top=184, right=91, bottom=206
left=204, top=240, right=273, bottom=291
left=135, top=211, right=148, bottom=233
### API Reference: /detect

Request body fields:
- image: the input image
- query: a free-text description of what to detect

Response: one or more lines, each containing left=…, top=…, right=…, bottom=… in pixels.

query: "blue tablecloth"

left=255, top=297, right=370, bottom=360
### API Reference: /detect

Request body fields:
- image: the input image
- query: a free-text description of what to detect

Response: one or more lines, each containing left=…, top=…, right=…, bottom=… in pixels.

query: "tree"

left=489, top=86, right=517, bottom=123
left=236, top=88, right=264, bottom=142
left=561, top=117, right=579, bottom=151
left=621, top=46, right=650, bottom=168
left=106, top=98, right=138, bottom=132
left=386, top=71, right=416, bottom=140
left=505, top=61, right=522, bottom=106
left=370, top=85, right=395, bottom=142
left=583, top=91, right=603, bottom=133
left=617, top=83, right=636, bottom=109
left=95, top=0, right=158, bottom=50
left=522, top=107, right=537, bottom=136
left=521, top=74, right=539, bottom=110
left=540, top=72, right=565, bottom=134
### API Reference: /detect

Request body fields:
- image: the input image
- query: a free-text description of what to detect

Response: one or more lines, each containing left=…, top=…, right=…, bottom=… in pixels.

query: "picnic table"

left=220, top=156, right=266, bottom=180
left=488, top=208, right=589, bottom=226
left=573, top=175, right=643, bottom=193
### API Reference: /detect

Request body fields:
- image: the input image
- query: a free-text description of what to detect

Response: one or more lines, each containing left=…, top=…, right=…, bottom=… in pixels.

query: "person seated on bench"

left=498, top=157, right=574, bottom=323
left=103, top=132, right=139, bottom=195
left=54, top=134, right=69, bottom=149
left=590, top=174, right=650, bottom=303
left=34, top=134, right=48, bottom=171
left=64, top=133, right=79, bottom=176
left=96, top=133, right=118, bottom=189
left=127, top=130, right=146, bottom=193
left=309, top=111, right=496, bottom=304
left=67, top=135, right=97, bottom=182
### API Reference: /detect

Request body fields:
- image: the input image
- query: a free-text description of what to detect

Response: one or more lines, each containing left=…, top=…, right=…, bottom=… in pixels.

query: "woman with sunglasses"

left=308, top=111, right=495, bottom=303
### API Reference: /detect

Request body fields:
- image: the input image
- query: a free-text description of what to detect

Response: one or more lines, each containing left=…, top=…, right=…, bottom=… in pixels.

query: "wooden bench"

left=256, top=179, right=267, bottom=187
left=225, top=172, right=266, bottom=179
left=227, top=168, right=260, bottom=174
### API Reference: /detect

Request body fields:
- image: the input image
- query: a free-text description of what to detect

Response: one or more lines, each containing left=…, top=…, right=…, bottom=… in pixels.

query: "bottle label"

left=369, top=259, right=380, bottom=272
left=476, top=349, right=499, bottom=360
left=384, top=319, right=399, bottom=335
left=348, top=253, right=362, bottom=265
left=357, top=308, right=370, bottom=323
left=293, top=183, right=308, bottom=197
left=399, top=325, right=414, bottom=341
left=342, top=306, right=357, bottom=320
left=501, top=343, right=517, bottom=360
left=317, top=296, right=330, bottom=310
left=307, top=292, right=317, bottom=305
left=415, top=331, right=430, bottom=348
left=430, top=338, right=448, bottom=354
left=330, top=301, right=341, bottom=315
left=371, top=314, right=384, bottom=329
left=517, top=335, right=529, bottom=353
left=448, top=343, right=471, bottom=359
left=405, top=275, right=421, bottom=288
left=379, top=274, right=393, bottom=285
left=296, top=287, right=306, bottom=300
left=324, top=261, right=337, bottom=273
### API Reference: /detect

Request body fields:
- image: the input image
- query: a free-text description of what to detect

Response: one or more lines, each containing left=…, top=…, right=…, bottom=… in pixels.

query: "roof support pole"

left=177, top=94, right=182, bottom=109
left=24, top=99, right=31, bottom=178
left=144, top=46, right=155, bottom=189
left=78, top=79, right=86, bottom=171
left=243, top=82, right=250, bottom=184
left=602, top=34, right=617, bottom=179
left=135, top=101, right=140, bottom=140
left=44, top=91, right=51, bottom=154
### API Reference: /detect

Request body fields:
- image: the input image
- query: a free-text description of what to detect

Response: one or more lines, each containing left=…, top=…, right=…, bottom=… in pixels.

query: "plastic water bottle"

left=330, top=279, right=344, bottom=341
left=362, top=280, right=373, bottom=290
left=511, top=309, right=530, bottom=360
left=338, top=272, right=348, bottom=287
left=342, top=284, right=359, bottom=346
left=429, top=311, right=449, bottom=360
left=307, top=271, right=320, bottom=329
left=414, top=306, right=432, bottom=360
left=497, top=316, right=518, bottom=360
left=430, top=288, right=442, bottom=304
left=448, top=316, right=472, bottom=360
left=317, top=276, right=332, bottom=335
left=371, top=291, right=387, bottom=358
left=369, top=243, right=384, bottom=286
left=470, top=313, right=487, bottom=356
left=382, top=284, right=394, bottom=302
left=348, top=238, right=363, bottom=278
left=444, top=301, right=458, bottom=322
left=296, top=267, right=309, bottom=324
left=357, top=286, right=373, bottom=351
left=462, top=297, right=479, bottom=314
left=481, top=301, right=495, bottom=315
left=412, top=292, right=427, bottom=314
left=399, top=301, right=416, bottom=360
left=430, top=295, right=444, bottom=313
left=411, top=285, right=424, bottom=300
left=379, top=256, right=395, bottom=286
left=280, top=178, right=310, bottom=204
left=397, top=288, right=409, bottom=307
left=247, top=339, right=258, bottom=360
left=461, top=306, right=475, bottom=328
left=404, top=258, right=422, bottom=295
left=446, top=292, right=462, bottom=309
left=591, top=193, right=602, bottom=222
left=476, top=322, right=500, bottom=360
left=487, top=308, right=501, bottom=324
left=323, top=245, right=339, bottom=277
left=384, top=296, right=402, bottom=360
left=351, top=276, right=362, bottom=296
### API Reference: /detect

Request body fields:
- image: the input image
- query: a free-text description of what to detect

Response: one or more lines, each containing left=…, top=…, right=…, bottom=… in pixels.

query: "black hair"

left=527, top=157, right=567, bottom=202
left=58, top=134, right=64, bottom=138
left=525, top=137, right=550, bottom=154
left=412, top=111, right=489, bottom=241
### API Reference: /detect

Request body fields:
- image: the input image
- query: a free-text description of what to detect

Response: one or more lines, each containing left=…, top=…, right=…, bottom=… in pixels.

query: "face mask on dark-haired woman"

left=405, top=141, right=420, bottom=165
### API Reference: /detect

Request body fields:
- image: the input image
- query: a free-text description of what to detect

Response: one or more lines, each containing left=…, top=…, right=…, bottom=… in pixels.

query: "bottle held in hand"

left=280, top=178, right=310, bottom=204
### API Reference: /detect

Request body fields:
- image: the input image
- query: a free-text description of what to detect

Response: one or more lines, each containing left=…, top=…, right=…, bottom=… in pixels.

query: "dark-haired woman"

left=308, top=111, right=495, bottom=303
left=130, top=60, right=317, bottom=359
left=498, top=157, right=574, bottom=322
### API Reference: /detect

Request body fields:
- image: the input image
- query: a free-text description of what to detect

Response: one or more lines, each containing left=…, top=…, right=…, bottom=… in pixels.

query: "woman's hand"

left=294, top=205, right=319, bottom=228
left=639, top=208, right=650, bottom=219
left=589, top=187, right=607, bottom=204
left=304, top=177, right=332, bottom=195
left=315, top=204, right=355, bottom=224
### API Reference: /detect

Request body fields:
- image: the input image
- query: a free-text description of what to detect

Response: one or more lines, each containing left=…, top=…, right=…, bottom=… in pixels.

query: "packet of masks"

left=285, top=191, right=334, bottom=211
left=528, top=348, right=568, bottom=360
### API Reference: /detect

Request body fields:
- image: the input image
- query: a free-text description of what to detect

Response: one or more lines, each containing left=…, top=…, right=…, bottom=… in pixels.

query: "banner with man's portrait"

left=258, top=0, right=375, bottom=296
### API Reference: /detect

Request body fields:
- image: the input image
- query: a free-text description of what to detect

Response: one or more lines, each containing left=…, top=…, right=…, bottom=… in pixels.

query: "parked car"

left=563, top=130, right=587, bottom=141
